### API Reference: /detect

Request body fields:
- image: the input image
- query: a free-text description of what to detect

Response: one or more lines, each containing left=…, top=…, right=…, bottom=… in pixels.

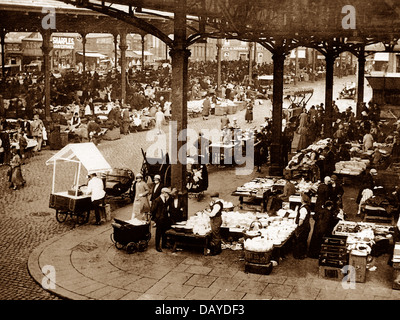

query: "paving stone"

left=185, top=265, right=212, bottom=275
left=137, top=293, right=166, bottom=300
left=287, top=285, right=321, bottom=300
left=209, top=277, right=242, bottom=291
left=212, top=289, right=246, bottom=300
left=241, top=292, right=272, bottom=300
left=123, top=277, right=158, bottom=293
left=145, top=281, right=171, bottom=295
left=184, top=274, right=217, bottom=288
left=184, top=286, right=220, bottom=300
left=262, top=283, right=294, bottom=299
left=158, top=283, right=195, bottom=299
left=159, top=271, right=193, bottom=284
left=234, top=279, right=268, bottom=295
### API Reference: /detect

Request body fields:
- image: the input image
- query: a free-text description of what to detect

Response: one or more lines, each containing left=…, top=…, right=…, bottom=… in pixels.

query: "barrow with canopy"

left=46, top=142, right=112, bottom=224
left=283, top=88, right=314, bottom=122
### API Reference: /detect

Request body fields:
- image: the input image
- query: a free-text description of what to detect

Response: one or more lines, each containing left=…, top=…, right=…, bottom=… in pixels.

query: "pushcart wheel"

left=76, top=211, right=88, bottom=225
left=126, top=242, right=138, bottom=254
left=137, top=240, right=148, bottom=252
left=115, top=242, right=124, bottom=250
left=56, top=210, right=68, bottom=223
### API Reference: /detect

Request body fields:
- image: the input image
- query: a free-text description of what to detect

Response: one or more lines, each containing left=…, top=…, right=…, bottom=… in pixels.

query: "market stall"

left=46, top=142, right=112, bottom=224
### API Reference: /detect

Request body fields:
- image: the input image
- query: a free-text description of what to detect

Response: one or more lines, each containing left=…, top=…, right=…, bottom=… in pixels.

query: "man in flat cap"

left=151, top=187, right=171, bottom=252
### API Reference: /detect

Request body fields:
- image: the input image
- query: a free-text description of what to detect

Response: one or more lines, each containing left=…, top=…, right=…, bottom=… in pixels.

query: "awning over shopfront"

left=374, top=52, right=390, bottom=62
left=76, top=51, right=107, bottom=59
left=132, top=50, right=153, bottom=56
left=46, top=142, right=112, bottom=174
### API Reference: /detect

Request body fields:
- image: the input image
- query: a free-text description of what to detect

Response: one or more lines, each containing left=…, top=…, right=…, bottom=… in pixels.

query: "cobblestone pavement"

left=0, top=75, right=376, bottom=300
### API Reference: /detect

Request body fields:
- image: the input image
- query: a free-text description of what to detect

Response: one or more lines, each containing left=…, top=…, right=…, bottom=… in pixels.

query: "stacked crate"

left=244, top=249, right=273, bottom=275
left=318, top=235, right=348, bottom=280
left=392, top=243, right=400, bottom=290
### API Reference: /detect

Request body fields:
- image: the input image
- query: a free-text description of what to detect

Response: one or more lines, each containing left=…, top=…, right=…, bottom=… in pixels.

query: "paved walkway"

left=27, top=166, right=400, bottom=301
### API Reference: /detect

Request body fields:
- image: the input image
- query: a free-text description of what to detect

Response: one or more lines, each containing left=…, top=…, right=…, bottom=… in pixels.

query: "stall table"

left=289, top=194, right=317, bottom=211
left=165, top=229, right=211, bottom=255
left=231, top=189, right=271, bottom=212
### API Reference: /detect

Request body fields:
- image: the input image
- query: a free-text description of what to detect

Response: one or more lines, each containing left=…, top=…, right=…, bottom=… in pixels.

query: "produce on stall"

left=334, top=159, right=369, bottom=175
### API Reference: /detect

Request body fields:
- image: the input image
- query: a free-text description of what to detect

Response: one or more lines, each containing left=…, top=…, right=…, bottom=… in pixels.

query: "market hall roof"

left=0, top=0, right=176, bottom=37
left=56, top=0, right=400, bottom=44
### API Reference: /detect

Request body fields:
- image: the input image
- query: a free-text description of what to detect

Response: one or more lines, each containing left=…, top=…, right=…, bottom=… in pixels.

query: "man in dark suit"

left=150, top=174, right=163, bottom=204
left=151, top=187, right=171, bottom=252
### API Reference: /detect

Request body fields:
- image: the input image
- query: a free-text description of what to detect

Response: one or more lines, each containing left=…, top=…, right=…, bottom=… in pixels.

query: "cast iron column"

left=248, top=42, right=253, bottom=85
left=1, top=30, right=5, bottom=80
left=357, top=47, right=366, bottom=119
left=170, top=0, right=189, bottom=217
left=81, top=33, right=86, bottom=74
left=324, top=53, right=335, bottom=138
left=141, top=34, right=145, bottom=71
left=41, top=30, right=52, bottom=123
left=113, top=33, right=118, bottom=71
left=119, top=31, right=128, bottom=104
left=216, top=38, right=222, bottom=96
left=269, top=48, right=285, bottom=176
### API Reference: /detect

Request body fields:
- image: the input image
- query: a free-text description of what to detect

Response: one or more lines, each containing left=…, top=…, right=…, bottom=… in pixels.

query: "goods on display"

left=244, top=237, right=274, bottom=252
left=287, top=138, right=331, bottom=170
left=334, top=159, right=369, bottom=175
left=124, top=218, right=148, bottom=226
left=333, top=220, right=394, bottom=255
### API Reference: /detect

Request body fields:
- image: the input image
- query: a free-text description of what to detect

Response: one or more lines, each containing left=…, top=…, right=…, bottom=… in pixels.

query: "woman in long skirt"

left=9, top=147, right=25, bottom=190
left=245, top=100, right=254, bottom=123
left=131, top=173, right=150, bottom=220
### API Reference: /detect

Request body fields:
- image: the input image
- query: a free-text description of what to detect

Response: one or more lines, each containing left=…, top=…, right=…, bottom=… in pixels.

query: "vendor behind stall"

left=293, top=192, right=312, bottom=260
left=205, top=192, right=223, bottom=256
left=308, top=200, right=339, bottom=258
left=85, top=173, right=106, bottom=225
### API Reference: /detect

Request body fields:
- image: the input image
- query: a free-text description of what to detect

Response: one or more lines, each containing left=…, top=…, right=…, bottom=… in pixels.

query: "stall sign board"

left=52, top=37, right=75, bottom=50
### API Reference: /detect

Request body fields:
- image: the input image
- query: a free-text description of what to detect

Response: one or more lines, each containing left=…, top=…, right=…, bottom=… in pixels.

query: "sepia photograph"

left=1, top=0, right=400, bottom=309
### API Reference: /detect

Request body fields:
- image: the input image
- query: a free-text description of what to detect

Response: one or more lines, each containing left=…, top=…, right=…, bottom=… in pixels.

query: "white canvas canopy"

left=46, top=143, right=112, bottom=195
left=46, top=142, right=112, bottom=174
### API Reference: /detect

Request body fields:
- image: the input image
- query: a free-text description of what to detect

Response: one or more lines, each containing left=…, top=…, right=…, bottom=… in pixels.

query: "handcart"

left=46, top=142, right=112, bottom=224
left=110, top=216, right=152, bottom=254
left=339, top=82, right=356, bottom=99
left=105, top=168, right=135, bottom=202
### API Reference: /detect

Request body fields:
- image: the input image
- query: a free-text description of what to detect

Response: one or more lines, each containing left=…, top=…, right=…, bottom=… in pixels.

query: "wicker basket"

left=244, top=249, right=272, bottom=265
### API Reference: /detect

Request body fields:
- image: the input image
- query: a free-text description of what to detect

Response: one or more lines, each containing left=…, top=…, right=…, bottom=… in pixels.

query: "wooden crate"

left=245, top=261, right=273, bottom=275
left=319, top=265, right=346, bottom=281
left=349, top=253, right=367, bottom=283
left=393, top=268, right=400, bottom=290
left=244, top=249, right=272, bottom=265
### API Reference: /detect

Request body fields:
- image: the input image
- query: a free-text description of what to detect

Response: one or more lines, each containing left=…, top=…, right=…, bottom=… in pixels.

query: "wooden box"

left=319, top=265, right=346, bottom=281
left=349, top=252, right=367, bottom=283
left=245, top=261, right=273, bottom=275
left=393, top=268, right=400, bottom=290
left=49, top=192, right=92, bottom=213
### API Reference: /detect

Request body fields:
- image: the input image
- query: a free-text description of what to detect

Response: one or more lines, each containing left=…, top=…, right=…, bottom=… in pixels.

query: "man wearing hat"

left=151, top=187, right=171, bottom=252
left=356, top=168, right=377, bottom=205
left=204, top=192, right=223, bottom=255
left=308, top=200, right=338, bottom=258
left=85, top=173, right=106, bottom=225
left=150, top=174, right=163, bottom=204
